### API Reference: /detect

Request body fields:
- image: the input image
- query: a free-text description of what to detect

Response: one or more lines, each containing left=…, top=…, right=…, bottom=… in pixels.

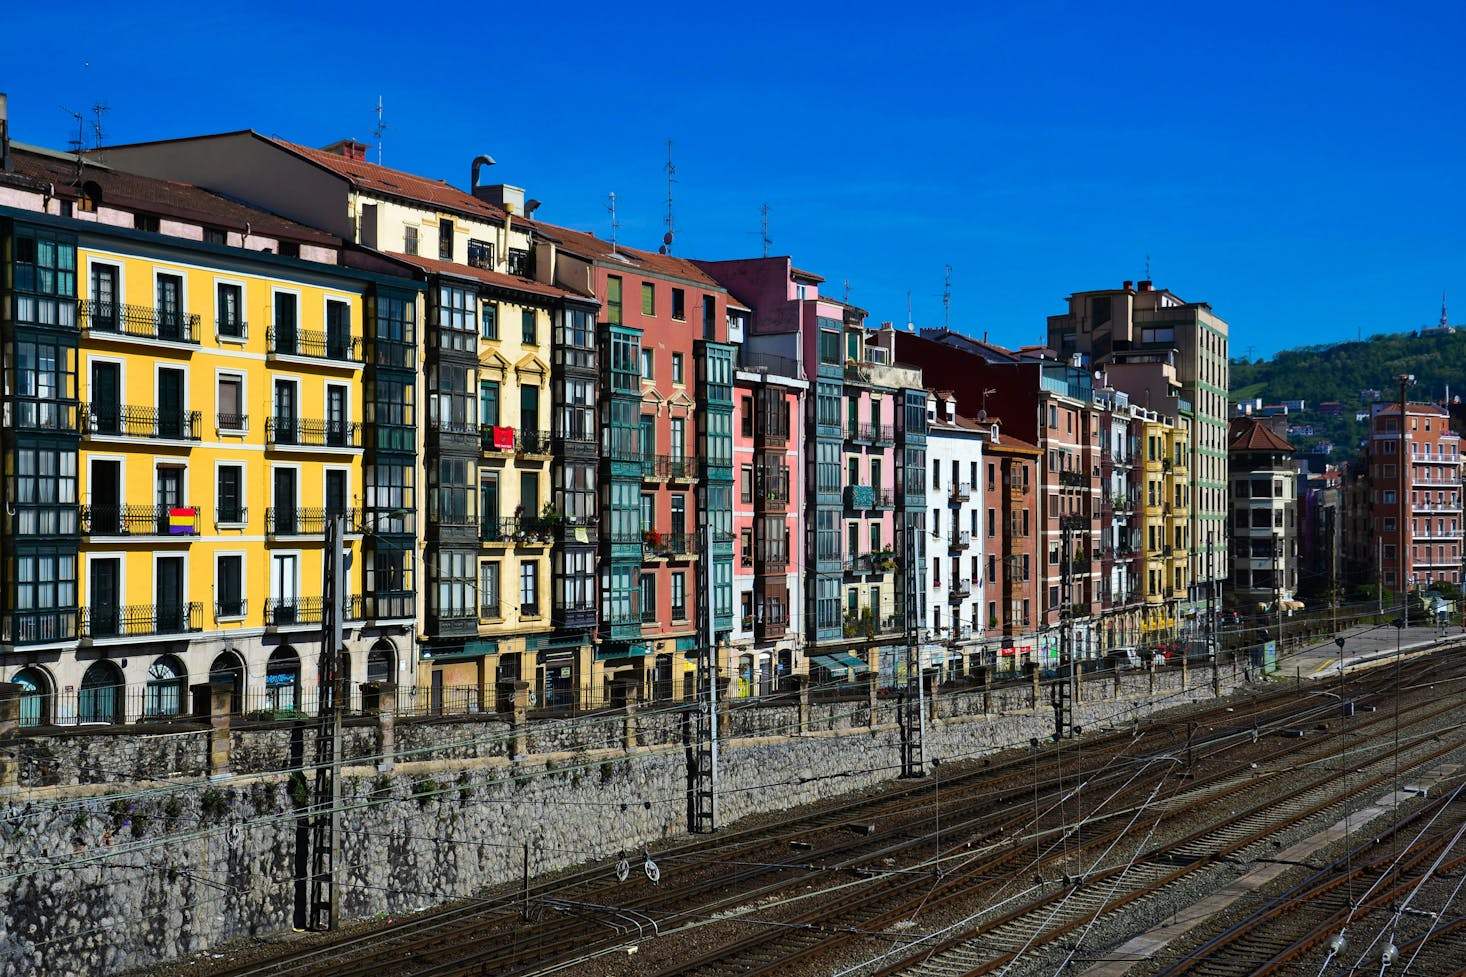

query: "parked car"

left=1106, top=647, right=1144, bottom=670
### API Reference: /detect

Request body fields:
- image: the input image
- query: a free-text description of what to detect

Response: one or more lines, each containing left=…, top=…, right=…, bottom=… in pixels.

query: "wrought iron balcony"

left=82, top=403, right=202, bottom=441
left=949, top=530, right=971, bottom=550
left=516, top=429, right=553, bottom=455
left=214, top=597, right=248, bottom=620
left=481, top=517, right=557, bottom=545
left=1058, top=471, right=1087, bottom=488
left=266, top=326, right=361, bottom=363
left=216, top=316, right=248, bottom=340
left=478, top=600, right=502, bottom=620
left=83, top=602, right=202, bottom=638
left=264, top=597, right=325, bottom=628
left=266, top=507, right=360, bottom=537
left=949, top=579, right=973, bottom=600
left=1059, top=514, right=1089, bottom=531
left=844, top=484, right=874, bottom=510
left=266, top=417, right=361, bottom=449
left=82, top=504, right=201, bottom=537
left=641, top=454, right=696, bottom=481
left=949, top=482, right=972, bottom=502
left=80, top=300, right=201, bottom=344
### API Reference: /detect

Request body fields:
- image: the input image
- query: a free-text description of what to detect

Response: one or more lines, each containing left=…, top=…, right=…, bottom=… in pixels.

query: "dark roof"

left=528, top=222, right=726, bottom=290
left=266, top=137, right=510, bottom=223
left=6, top=143, right=337, bottom=245
left=384, top=253, right=593, bottom=301
left=1228, top=417, right=1296, bottom=453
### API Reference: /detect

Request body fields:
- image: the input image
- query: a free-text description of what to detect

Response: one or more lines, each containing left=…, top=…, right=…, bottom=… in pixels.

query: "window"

left=702, top=296, right=716, bottom=339
left=671, top=572, right=687, bottom=620
left=480, top=562, right=500, bottom=617
left=482, top=302, right=498, bottom=339
left=438, top=218, right=454, bottom=260
left=480, top=380, right=500, bottom=427
left=217, top=374, right=245, bottom=432
left=641, top=349, right=654, bottom=380
left=819, top=329, right=840, bottom=365
left=640, top=572, right=657, bottom=622
left=520, top=384, right=540, bottom=435
left=468, top=239, right=494, bottom=270
left=434, top=285, right=476, bottom=351
left=507, top=249, right=529, bottom=276
left=279, top=242, right=299, bottom=259
left=519, top=561, right=539, bottom=616
left=522, top=308, right=537, bottom=344
left=641, top=282, right=655, bottom=316
left=740, top=465, right=753, bottom=504
left=672, top=353, right=684, bottom=385
left=671, top=494, right=686, bottom=537
left=988, top=508, right=996, bottom=537
left=404, top=225, right=418, bottom=255
left=217, top=465, right=244, bottom=524
left=14, top=448, right=78, bottom=535
left=216, top=282, right=244, bottom=338
left=216, top=556, right=244, bottom=618
left=431, top=550, right=475, bottom=620
left=606, top=276, right=622, bottom=325
left=135, top=214, right=160, bottom=233
left=671, top=288, right=686, bottom=321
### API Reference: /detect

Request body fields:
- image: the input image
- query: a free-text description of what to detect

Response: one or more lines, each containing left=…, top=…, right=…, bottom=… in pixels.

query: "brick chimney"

left=322, top=139, right=369, bottom=161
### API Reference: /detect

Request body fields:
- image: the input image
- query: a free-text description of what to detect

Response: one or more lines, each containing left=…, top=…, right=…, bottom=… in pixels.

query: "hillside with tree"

left=1229, top=330, right=1466, bottom=459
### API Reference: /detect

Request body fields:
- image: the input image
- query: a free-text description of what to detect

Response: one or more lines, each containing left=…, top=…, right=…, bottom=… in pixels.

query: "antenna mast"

left=1145, top=254, right=1151, bottom=279
left=844, top=279, right=851, bottom=305
left=906, top=290, right=914, bottom=332
left=759, top=203, right=771, bottom=258
left=90, top=103, right=109, bottom=149
left=1442, top=290, right=1449, bottom=329
left=943, top=264, right=952, bottom=330
left=662, top=139, right=676, bottom=255
left=372, top=97, right=388, bottom=165
left=607, top=192, right=620, bottom=254
left=63, top=107, right=85, bottom=181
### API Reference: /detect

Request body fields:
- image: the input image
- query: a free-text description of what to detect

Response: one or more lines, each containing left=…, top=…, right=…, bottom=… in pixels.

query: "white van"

left=1106, top=647, right=1143, bottom=670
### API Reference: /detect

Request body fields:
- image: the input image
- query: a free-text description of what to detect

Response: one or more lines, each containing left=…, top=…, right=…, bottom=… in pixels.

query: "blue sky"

left=6, top=1, right=1463, bottom=360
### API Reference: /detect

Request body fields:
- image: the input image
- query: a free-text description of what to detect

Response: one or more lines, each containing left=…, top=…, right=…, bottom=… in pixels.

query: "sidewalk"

left=1277, top=622, right=1463, bottom=679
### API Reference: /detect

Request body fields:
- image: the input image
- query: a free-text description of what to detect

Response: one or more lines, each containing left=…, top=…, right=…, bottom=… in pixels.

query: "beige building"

left=1047, top=280, right=1229, bottom=600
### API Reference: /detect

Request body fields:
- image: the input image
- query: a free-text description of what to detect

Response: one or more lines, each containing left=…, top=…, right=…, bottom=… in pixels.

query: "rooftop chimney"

left=1138, top=280, right=1153, bottom=291
left=322, top=139, right=369, bottom=161
left=945, top=397, right=955, bottom=423
left=1122, top=280, right=1133, bottom=291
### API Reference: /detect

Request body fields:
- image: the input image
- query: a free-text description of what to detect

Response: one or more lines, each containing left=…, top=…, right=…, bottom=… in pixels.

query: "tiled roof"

left=528, top=221, right=726, bottom=290
left=385, top=252, right=594, bottom=301
left=7, top=144, right=337, bottom=245
left=267, top=137, right=509, bottom=224
left=1227, top=417, right=1295, bottom=453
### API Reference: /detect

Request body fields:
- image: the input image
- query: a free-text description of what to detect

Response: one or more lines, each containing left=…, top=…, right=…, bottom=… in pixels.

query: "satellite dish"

left=663, top=231, right=674, bottom=245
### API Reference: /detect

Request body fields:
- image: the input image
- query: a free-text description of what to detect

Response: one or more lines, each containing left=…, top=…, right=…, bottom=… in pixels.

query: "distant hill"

left=1229, top=329, right=1466, bottom=460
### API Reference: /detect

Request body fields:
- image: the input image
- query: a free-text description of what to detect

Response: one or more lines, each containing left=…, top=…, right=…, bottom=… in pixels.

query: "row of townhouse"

left=0, top=110, right=1228, bottom=724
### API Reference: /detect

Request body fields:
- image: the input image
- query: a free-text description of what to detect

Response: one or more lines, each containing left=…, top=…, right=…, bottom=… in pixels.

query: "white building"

left=925, top=392, right=986, bottom=677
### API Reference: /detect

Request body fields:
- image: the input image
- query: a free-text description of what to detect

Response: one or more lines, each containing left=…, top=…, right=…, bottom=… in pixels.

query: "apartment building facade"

left=1226, top=417, right=1298, bottom=606
left=1368, top=402, right=1462, bottom=593
left=925, top=392, right=984, bottom=673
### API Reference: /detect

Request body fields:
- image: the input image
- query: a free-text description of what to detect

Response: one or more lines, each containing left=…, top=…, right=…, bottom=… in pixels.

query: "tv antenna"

left=371, top=96, right=388, bottom=165
left=607, top=192, right=620, bottom=254
left=91, top=103, right=109, bottom=149
left=62, top=107, right=86, bottom=181
left=844, top=279, right=852, bottom=305
left=1441, top=290, right=1449, bottom=329
left=943, top=264, right=952, bottom=330
left=1145, top=254, right=1151, bottom=279
left=906, top=290, right=915, bottom=332
left=759, top=203, right=771, bottom=257
left=660, top=139, right=676, bottom=255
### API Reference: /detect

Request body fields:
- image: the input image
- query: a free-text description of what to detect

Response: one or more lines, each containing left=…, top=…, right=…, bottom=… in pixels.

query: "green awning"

left=810, top=655, right=844, bottom=671
left=833, top=652, right=871, bottom=674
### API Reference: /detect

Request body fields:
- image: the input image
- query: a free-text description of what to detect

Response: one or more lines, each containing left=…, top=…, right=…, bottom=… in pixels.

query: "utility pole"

left=1207, top=532, right=1218, bottom=688
left=1052, top=526, right=1073, bottom=741
left=690, top=520, right=718, bottom=831
left=309, top=512, right=345, bottom=930
left=899, top=514, right=925, bottom=777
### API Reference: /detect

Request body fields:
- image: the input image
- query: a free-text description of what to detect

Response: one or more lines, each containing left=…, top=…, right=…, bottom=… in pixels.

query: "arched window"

left=145, top=655, right=186, bottom=717
left=366, top=640, right=395, bottom=684
left=266, top=646, right=301, bottom=715
left=11, top=667, right=52, bottom=727
left=208, top=651, right=245, bottom=715
left=79, top=660, right=124, bottom=724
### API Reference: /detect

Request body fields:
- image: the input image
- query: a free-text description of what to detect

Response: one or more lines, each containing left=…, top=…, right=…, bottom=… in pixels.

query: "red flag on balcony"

left=492, top=425, right=515, bottom=450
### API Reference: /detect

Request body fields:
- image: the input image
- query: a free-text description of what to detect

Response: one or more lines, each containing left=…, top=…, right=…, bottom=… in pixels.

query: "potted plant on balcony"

left=538, top=503, right=564, bottom=542
left=860, top=607, right=875, bottom=638
left=642, top=528, right=664, bottom=552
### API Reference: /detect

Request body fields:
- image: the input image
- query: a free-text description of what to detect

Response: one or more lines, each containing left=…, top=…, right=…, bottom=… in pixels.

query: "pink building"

left=731, top=363, right=804, bottom=694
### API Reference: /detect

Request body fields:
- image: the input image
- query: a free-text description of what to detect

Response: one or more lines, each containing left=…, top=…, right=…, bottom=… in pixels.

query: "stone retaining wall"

left=0, top=661, right=1234, bottom=976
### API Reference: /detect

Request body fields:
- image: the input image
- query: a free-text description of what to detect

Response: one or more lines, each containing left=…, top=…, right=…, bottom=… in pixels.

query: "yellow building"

left=1, top=141, right=420, bottom=723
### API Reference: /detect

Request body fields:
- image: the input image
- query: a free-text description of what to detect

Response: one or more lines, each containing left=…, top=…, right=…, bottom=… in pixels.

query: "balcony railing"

left=950, top=482, right=972, bottom=502
left=1058, top=471, right=1087, bottom=488
left=481, top=517, right=557, bottom=545
left=80, top=300, right=201, bottom=344
left=949, top=530, right=971, bottom=549
left=844, top=484, right=874, bottom=510
left=516, top=429, right=553, bottom=455
left=216, top=412, right=248, bottom=434
left=214, top=597, right=248, bottom=621
left=266, top=507, right=360, bottom=536
left=266, top=417, right=361, bottom=449
left=643, top=455, right=696, bottom=481
left=479, top=600, right=501, bottom=620
left=266, top=326, right=361, bottom=363
left=949, top=579, right=972, bottom=599
left=83, top=602, right=202, bottom=638
left=640, top=606, right=658, bottom=624
left=264, top=597, right=325, bottom=628
left=82, top=404, right=202, bottom=441
left=874, top=489, right=895, bottom=508
left=1, top=609, right=79, bottom=644
left=1059, top=514, right=1089, bottom=530
left=82, top=504, right=201, bottom=537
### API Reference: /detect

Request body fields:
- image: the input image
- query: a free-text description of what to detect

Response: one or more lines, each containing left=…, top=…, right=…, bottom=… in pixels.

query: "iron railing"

left=80, top=300, right=202, bottom=344
left=264, top=597, right=325, bottom=628
left=82, top=404, right=202, bottom=441
left=265, top=417, right=361, bottom=448
left=83, top=602, right=202, bottom=638
left=82, top=504, right=201, bottom=536
left=266, top=326, right=361, bottom=362
left=265, top=507, right=360, bottom=536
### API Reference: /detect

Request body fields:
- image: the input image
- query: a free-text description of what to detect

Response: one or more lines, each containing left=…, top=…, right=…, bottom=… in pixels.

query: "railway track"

left=189, top=656, right=1466, bottom=977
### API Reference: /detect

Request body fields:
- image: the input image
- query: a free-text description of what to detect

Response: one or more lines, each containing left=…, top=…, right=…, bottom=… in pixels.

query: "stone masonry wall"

left=0, top=663, right=1232, bottom=976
